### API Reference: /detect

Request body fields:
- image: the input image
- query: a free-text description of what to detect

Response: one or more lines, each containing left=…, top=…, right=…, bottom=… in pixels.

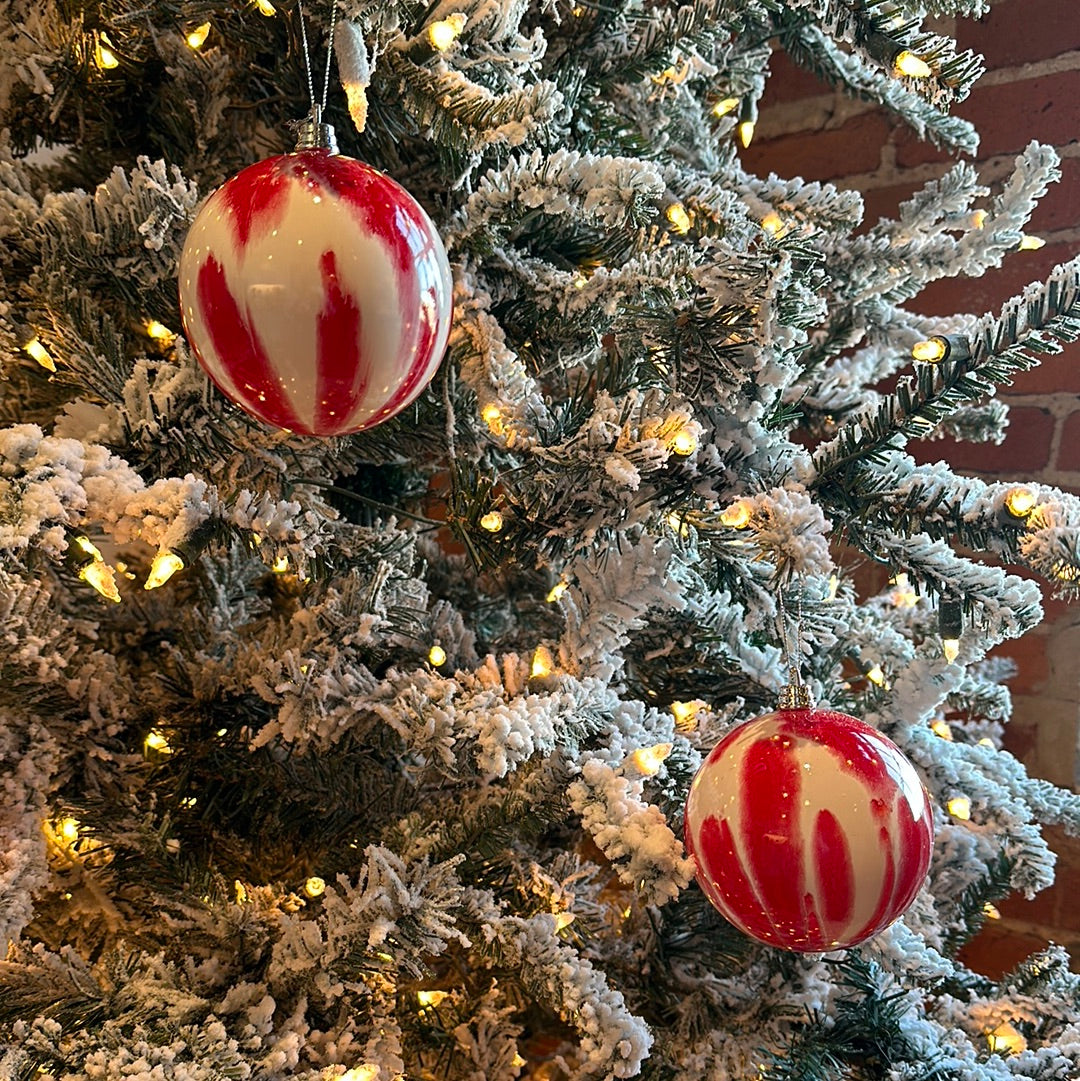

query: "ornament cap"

left=777, top=667, right=814, bottom=710
left=294, top=104, right=338, bottom=153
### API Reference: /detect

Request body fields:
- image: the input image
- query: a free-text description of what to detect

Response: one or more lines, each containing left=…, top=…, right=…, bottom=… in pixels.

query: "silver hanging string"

left=777, top=584, right=813, bottom=710
left=294, top=0, right=340, bottom=151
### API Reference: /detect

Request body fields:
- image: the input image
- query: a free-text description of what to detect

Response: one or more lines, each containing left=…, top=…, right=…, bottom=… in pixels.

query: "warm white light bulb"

left=712, top=96, right=739, bottom=117
left=95, top=34, right=120, bottom=69
left=339, top=1066, right=380, bottom=1081
left=1018, top=234, right=1045, bottom=251
left=24, top=337, right=56, bottom=371
left=930, top=719, right=954, bottom=741
left=670, top=700, right=703, bottom=729
left=531, top=645, right=554, bottom=679
left=480, top=511, right=504, bottom=533
left=1003, top=486, right=1037, bottom=517
left=144, top=728, right=172, bottom=755
left=912, top=338, right=947, bottom=362
left=866, top=663, right=886, bottom=687
left=666, top=203, right=692, bottom=234
left=894, top=50, right=932, bottom=78
left=304, top=876, right=326, bottom=898
left=428, top=14, right=466, bottom=51
left=417, top=989, right=448, bottom=1007
left=254, top=0, right=276, bottom=15
left=761, top=211, right=784, bottom=236
left=670, top=429, right=697, bottom=455
left=186, top=22, right=211, bottom=49
left=546, top=580, right=569, bottom=602
left=554, top=910, right=576, bottom=930
left=57, top=817, right=80, bottom=844
left=719, top=500, right=752, bottom=529
left=737, top=119, right=755, bottom=147
left=79, top=559, right=122, bottom=603
left=145, top=319, right=176, bottom=341
left=272, top=555, right=290, bottom=574
left=145, top=549, right=185, bottom=590
left=942, top=638, right=960, bottom=664
left=947, top=795, right=971, bottom=820
left=428, top=644, right=447, bottom=667
left=987, top=1022, right=1027, bottom=1056
left=630, top=742, right=673, bottom=776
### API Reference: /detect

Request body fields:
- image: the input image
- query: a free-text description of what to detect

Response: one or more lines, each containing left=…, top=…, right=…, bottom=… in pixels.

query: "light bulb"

left=866, top=663, right=886, bottom=686
left=512, top=1053, right=528, bottom=1068
left=573, top=272, right=588, bottom=289
left=24, top=337, right=56, bottom=371
left=339, top=1067, right=380, bottom=1081
left=530, top=645, right=554, bottom=679
left=826, top=574, right=839, bottom=601
left=893, top=50, right=932, bottom=78
left=666, top=203, right=692, bottom=234
left=942, top=637, right=960, bottom=664
left=977, top=737, right=995, bottom=748
left=554, top=910, right=576, bottom=930
left=57, top=817, right=80, bottom=844
left=1004, top=486, right=1037, bottom=517
left=719, top=500, right=752, bottom=529
left=947, top=795, right=971, bottom=820
left=254, top=0, right=276, bottom=15
left=970, top=209, right=987, bottom=229
left=546, top=580, right=569, bottom=602
left=987, top=1022, right=1027, bottom=1056
left=761, top=211, right=784, bottom=236
left=95, top=34, right=119, bottom=70
left=428, top=14, right=465, bottom=51
left=417, top=989, right=448, bottom=1007
left=983, top=902, right=1001, bottom=919
left=145, top=319, right=176, bottom=342
left=481, top=402, right=502, bottom=427
left=144, top=728, right=172, bottom=755
left=186, top=22, right=211, bottom=49
left=930, top=719, right=953, bottom=741
left=79, top=559, right=122, bottom=603
left=480, top=511, right=504, bottom=533
left=912, top=338, right=947, bottom=362
left=630, top=742, right=673, bottom=776
left=272, top=554, right=290, bottom=574
left=712, top=96, right=739, bottom=117
left=1018, top=234, right=1045, bottom=251
left=670, top=429, right=697, bottom=455
left=670, top=700, right=703, bottom=729
left=428, top=644, right=447, bottom=667
left=737, top=119, right=755, bottom=147
left=145, top=549, right=185, bottom=590
left=304, top=876, right=326, bottom=898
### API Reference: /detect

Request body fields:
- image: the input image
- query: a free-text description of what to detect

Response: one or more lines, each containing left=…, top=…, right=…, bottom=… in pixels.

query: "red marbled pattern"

left=178, top=150, right=452, bottom=437
left=684, top=708, right=934, bottom=952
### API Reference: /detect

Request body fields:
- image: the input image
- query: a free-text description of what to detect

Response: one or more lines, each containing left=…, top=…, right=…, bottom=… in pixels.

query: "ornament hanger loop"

left=294, top=0, right=340, bottom=151
left=777, top=584, right=813, bottom=710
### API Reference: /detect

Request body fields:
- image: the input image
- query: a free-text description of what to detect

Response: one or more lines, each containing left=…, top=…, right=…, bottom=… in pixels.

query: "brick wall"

left=742, top=0, right=1080, bottom=976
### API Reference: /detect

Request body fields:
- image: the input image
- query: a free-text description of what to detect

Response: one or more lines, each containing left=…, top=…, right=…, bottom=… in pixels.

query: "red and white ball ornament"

left=178, top=144, right=452, bottom=437
left=684, top=706, right=934, bottom=952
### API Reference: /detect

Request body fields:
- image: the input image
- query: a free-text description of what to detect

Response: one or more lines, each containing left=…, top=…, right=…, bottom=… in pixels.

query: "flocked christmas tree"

left=2, top=0, right=1080, bottom=1077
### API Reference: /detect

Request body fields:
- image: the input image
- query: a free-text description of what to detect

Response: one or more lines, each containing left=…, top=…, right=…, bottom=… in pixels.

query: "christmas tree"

left=2, top=0, right=1080, bottom=1077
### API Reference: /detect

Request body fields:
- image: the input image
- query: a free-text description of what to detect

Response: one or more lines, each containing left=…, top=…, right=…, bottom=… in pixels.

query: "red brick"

left=741, top=112, right=890, bottom=181
left=1006, top=340, right=1080, bottom=395
left=992, top=633, right=1051, bottom=696
left=1030, top=155, right=1080, bottom=236
left=912, top=241, right=1076, bottom=318
left=963, top=70, right=1080, bottom=160
left=855, top=180, right=922, bottom=231
left=957, top=0, right=1080, bottom=70
left=762, top=49, right=833, bottom=105
left=892, top=121, right=956, bottom=171
left=959, top=922, right=1054, bottom=979
left=911, top=407, right=1055, bottom=473
left=1057, top=409, right=1080, bottom=472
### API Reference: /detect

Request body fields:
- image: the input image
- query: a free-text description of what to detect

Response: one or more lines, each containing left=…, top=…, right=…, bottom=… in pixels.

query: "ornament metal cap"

left=777, top=666, right=814, bottom=710
left=294, top=104, right=338, bottom=153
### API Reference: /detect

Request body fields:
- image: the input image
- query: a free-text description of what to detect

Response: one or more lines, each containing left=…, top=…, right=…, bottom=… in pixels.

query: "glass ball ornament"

left=684, top=707, right=934, bottom=952
left=178, top=148, right=452, bottom=436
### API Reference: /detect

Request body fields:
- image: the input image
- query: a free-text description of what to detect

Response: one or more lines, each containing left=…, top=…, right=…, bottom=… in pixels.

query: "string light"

left=145, top=319, right=177, bottom=342
left=272, top=554, right=290, bottom=573
left=719, top=499, right=752, bottom=529
left=826, top=574, right=839, bottom=601
left=145, top=549, right=185, bottom=590
left=554, top=910, right=576, bottom=930
left=417, top=990, right=448, bottom=1007
left=670, top=429, right=697, bottom=455
left=912, top=337, right=947, bottom=363
left=57, top=817, right=80, bottom=845
left=304, top=876, right=326, bottom=898
left=546, top=580, right=569, bottom=602
left=983, top=902, right=1001, bottom=919
left=712, top=96, right=739, bottom=117
left=930, top=719, right=954, bottom=741
left=947, top=795, right=972, bottom=820
left=481, top=402, right=502, bottom=426
left=95, top=32, right=120, bottom=70
left=865, top=663, right=886, bottom=687
left=761, top=211, right=784, bottom=236
left=143, top=728, right=172, bottom=756
left=977, top=737, right=995, bottom=748
left=666, top=203, right=692, bottom=234
left=185, top=22, right=211, bottom=49
left=630, top=742, right=673, bottom=776
left=969, top=209, right=987, bottom=229
left=889, top=572, right=918, bottom=608
left=737, top=119, right=755, bottom=147
left=987, top=1022, right=1027, bottom=1056
left=573, top=271, right=589, bottom=289
left=512, top=1054, right=528, bottom=1068
left=531, top=645, right=554, bottom=679
left=670, top=700, right=703, bottom=730
left=339, top=1066, right=380, bottom=1081
left=942, top=638, right=960, bottom=664
left=73, top=536, right=122, bottom=603
left=1018, top=234, right=1045, bottom=251
left=24, top=337, right=56, bottom=372
left=254, top=0, right=277, bottom=15
left=479, top=510, right=504, bottom=533
left=893, top=50, right=932, bottom=78
left=1004, top=486, right=1037, bottom=517
left=428, top=644, right=447, bottom=666
left=428, top=14, right=466, bottom=51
